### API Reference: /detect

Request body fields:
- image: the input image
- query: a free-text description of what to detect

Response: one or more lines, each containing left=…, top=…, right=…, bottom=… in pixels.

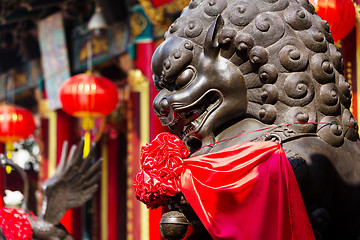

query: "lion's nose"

left=153, top=97, right=170, bottom=116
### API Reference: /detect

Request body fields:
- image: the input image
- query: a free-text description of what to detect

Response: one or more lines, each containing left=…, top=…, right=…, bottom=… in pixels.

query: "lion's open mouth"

left=169, top=90, right=223, bottom=139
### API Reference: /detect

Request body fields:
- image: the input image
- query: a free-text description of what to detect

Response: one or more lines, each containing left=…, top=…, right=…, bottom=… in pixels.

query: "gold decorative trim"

left=39, top=99, right=57, bottom=177
left=128, top=69, right=150, bottom=240
left=48, top=110, right=57, bottom=177
left=130, top=11, right=148, bottom=41
left=39, top=99, right=50, bottom=118
left=101, top=141, right=109, bottom=240
left=128, top=69, right=149, bottom=87
left=138, top=0, right=190, bottom=28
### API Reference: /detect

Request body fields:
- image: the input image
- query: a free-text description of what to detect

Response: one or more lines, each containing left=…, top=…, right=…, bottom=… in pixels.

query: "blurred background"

left=0, top=0, right=358, bottom=239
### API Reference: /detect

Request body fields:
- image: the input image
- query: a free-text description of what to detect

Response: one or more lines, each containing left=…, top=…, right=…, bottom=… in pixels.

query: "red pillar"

left=135, top=41, right=168, bottom=240
left=135, top=42, right=167, bottom=140
left=127, top=92, right=142, bottom=240
left=108, top=136, right=119, bottom=240
left=56, top=110, right=81, bottom=240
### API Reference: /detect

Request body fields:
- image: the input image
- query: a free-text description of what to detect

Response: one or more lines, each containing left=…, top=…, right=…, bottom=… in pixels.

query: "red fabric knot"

left=0, top=207, right=33, bottom=240
left=133, top=132, right=190, bottom=209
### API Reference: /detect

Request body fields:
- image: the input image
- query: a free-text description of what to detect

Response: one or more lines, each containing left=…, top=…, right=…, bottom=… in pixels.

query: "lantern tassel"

left=5, top=142, right=14, bottom=174
left=82, top=117, right=94, bottom=158
left=83, top=130, right=91, bottom=158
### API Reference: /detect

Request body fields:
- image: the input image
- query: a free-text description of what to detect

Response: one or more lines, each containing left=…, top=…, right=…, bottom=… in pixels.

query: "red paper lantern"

left=59, top=73, right=119, bottom=118
left=0, top=105, right=35, bottom=143
left=309, top=0, right=356, bottom=42
left=60, top=73, right=119, bottom=158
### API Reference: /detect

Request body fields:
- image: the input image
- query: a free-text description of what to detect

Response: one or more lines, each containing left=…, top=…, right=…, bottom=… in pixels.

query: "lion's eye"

left=176, top=68, right=194, bottom=89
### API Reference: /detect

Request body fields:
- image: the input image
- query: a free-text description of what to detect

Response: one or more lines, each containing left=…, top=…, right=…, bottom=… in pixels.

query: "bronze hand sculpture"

left=151, top=0, right=360, bottom=239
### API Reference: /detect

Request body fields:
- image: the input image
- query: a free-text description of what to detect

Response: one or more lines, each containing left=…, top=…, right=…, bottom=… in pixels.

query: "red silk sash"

left=181, top=141, right=315, bottom=240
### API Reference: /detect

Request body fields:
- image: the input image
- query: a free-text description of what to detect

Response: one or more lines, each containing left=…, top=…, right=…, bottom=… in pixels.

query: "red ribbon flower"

left=133, top=132, right=190, bottom=209
left=0, top=207, right=33, bottom=240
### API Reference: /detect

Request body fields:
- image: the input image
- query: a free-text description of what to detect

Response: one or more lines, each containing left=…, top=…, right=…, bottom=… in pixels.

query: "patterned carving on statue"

left=153, top=0, right=358, bottom=149
left=150, top=0, right=360, bottom=239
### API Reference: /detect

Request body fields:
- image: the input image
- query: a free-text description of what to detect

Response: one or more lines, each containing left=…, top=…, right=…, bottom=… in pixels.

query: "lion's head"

left=152, top=0, right=358, bottom=151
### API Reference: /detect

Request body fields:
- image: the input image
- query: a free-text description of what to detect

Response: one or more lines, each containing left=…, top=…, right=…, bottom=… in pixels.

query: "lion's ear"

left=204, top=15, right=224, bottom=59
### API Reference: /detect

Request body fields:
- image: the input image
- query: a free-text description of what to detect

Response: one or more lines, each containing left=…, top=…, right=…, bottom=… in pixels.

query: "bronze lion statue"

left=151, top=0, right=360, bottom=239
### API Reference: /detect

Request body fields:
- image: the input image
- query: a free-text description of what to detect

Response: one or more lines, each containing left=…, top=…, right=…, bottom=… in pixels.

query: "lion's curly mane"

left=161, top=0, right=358, bottom=147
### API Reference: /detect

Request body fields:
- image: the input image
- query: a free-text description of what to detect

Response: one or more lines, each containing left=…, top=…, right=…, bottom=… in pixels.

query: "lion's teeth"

left=169, top=114, right=180, bottom=127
